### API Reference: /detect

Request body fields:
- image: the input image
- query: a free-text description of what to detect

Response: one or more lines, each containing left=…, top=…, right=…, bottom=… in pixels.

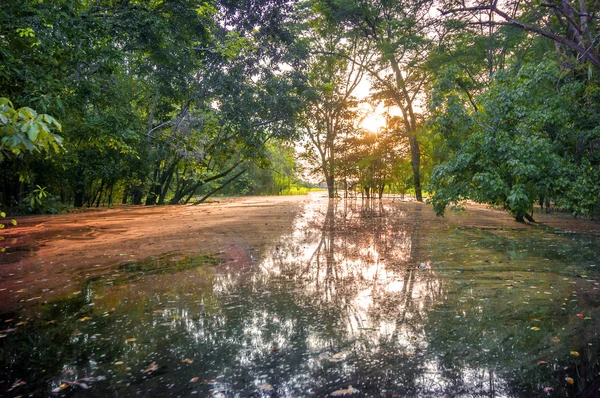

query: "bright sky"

left=353, top=76, right=401, bottom=133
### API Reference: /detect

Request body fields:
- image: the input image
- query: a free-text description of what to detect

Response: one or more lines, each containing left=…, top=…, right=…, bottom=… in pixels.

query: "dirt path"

left=1, top=194, right=598, bottom=314
left=0, top=196, right=306, bottom=313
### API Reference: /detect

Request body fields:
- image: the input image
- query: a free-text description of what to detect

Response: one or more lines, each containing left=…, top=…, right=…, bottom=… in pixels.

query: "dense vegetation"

left=1, top=0, right=599, bottom=220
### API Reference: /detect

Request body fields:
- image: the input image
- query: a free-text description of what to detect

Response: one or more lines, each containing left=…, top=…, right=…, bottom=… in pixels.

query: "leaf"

left=125, top=338, right=136, bottom=343
left=10, top=220, right=16, bottom=226
left=78, top=317, right=92, bottom=321
left=551, top=337, right=560, bottom=343
left=27, top=122, right=39, bottom=141
left=180, top=359, right=194, bottom=364
left=143, top=362, right=158, bottom=373
left=570, top=351, right=579, bottom=357
left=258, top=383, right=273, bottom=391
left=190, top=377, right=199, bottom=383
left=537, top=360, right=547, bottom=365
left=330, top=385, right=360, bottom=396
left=577, top=313, right=584, bottom=318
left=531, top=326, right=541, bottom=331
left=565, top=377, right=574, bottom=384
left=114, top=361, right=124, bottom=365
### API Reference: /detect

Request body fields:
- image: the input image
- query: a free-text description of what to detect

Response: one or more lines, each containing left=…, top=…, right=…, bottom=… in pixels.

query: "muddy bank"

left=0, top=196, right=305, bottom=313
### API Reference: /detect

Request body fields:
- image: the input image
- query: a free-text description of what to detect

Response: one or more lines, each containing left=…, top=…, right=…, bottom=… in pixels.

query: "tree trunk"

left=326, top=175, right=335, bottom=199
left=409, top=135, right=422, bottom=201
left=192, top=168, right=248, bottom=205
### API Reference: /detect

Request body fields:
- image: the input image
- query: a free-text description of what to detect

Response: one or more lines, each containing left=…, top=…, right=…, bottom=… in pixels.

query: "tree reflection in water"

left=1, top=194, right=599, bottom=397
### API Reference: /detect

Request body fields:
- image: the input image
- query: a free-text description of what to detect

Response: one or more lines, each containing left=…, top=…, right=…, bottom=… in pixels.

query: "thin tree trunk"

left=192, top=168, right=248, bottom=205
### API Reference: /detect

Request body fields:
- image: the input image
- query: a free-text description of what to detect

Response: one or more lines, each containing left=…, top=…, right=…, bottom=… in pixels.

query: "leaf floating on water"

left=78, top=317, right=92, bottom=321
left=318, top=351, right=345, bottom=362
left=259, top=384, right=273, bottom=391
left=565, top=377, right=574, bottom=384
left=190, top=377, right=199, bottom=383
left=330, top=385, right=360, bottom=396
left=551, top=337, right=560, bottom=343
left=181, top=359, right=194, bottom=364
left=543, top=291, right=552, bottom=295
left=544, top=387, right=553, bottom=393
left=570, top=351, right=580, bottom=357
left=537, top=360, right=548, bottom=365
left=143, top=362, right=158, bottom=373
left=584, top=317, right=592, bottom=320
left=125, top=338, right=136, bottom=343
left=52, top=383, right=69, bottom=393
left=577, top=313, right=584, bottom=319
left=14, top=321, right=28, bottom=327
left=531, top=327, right=541, bottom=331
left=114, top=361, right=124, bottom=366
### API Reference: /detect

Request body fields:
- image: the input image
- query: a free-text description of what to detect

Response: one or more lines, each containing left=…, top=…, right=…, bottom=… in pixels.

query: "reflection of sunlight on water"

left=254, top=195, right=442, bottom=343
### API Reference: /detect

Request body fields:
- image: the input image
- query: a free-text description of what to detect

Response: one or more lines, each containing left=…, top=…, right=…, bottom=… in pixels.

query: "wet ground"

left=0, top=194, right=599, bottom=397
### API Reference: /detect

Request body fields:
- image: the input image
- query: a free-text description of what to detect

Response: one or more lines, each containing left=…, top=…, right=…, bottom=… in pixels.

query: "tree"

left=0, top=97, right=62, bottom=225
left=440, top=0, right=600, bottom=69
left=317, top=0, right=439, bottom=201
left=298, top=9, right=369, bottom=198
left=428, top=59, right=600, bottom=221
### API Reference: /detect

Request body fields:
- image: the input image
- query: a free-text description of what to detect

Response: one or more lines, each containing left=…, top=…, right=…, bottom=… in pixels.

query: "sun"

left=360, top=113, right=386, bottom=133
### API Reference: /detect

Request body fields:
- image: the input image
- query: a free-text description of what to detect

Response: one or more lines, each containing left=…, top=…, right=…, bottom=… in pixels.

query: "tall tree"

left=298, top=7, right=369, bottom=198
left=318, top=0, right=439, bottom=201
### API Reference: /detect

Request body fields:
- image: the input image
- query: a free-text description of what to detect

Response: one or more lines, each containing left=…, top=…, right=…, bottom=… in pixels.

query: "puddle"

left=0, top=197, right=599, bottom=397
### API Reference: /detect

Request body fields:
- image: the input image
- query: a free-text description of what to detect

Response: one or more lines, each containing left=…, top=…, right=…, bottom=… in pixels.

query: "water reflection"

left=0, top=195, right=599, bottom=397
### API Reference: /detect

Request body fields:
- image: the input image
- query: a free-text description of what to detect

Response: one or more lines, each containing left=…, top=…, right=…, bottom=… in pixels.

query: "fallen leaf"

left=15, top=321, right=28, bottom=327
left=114, top=361, right=124, bottom=366
left=531, top=326, right=541, bottom=331
left=543, top=291, right=552, bottom=295
left=52, top=383, right=69, bottom=393
left=78, top=317, right=92, bottom=321
left=577, top=314, right=584, bottom=318
left=190, top=377, right=199, bottom=383
left=330, top=385, right=360, bottom=396
left=125, top=338, right=136, bottom=343
left=551, top=337, right=560, bottom=343
left=537, top=360, right=548, bottom=365
left=565, top=377, right=574, bottom=384
left=259, top=384, right=273, bottom=391
left=143, top=362, right=158, bottom=373
left=544, top=387, right=553, bottom=393
left=181, top=359, right=194, bottom=364
left=570, top=351, right=580, bottom=357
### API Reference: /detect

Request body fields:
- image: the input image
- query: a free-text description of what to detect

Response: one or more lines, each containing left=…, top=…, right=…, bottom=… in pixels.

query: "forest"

left=1, top=0, right=600, bottom=222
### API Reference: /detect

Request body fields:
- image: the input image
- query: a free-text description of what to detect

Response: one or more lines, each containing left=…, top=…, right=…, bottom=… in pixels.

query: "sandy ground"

left=1, top=194, right=598, bottom=314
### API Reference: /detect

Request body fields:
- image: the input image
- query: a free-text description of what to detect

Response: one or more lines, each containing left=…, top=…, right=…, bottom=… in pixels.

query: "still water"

left=1, top=196, right=599, bottom=397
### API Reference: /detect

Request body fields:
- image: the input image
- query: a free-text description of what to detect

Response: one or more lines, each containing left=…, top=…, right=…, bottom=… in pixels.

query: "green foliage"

left=0, top=97, right=62, bottom=160
left=429, top=59, right=600, bottom=220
